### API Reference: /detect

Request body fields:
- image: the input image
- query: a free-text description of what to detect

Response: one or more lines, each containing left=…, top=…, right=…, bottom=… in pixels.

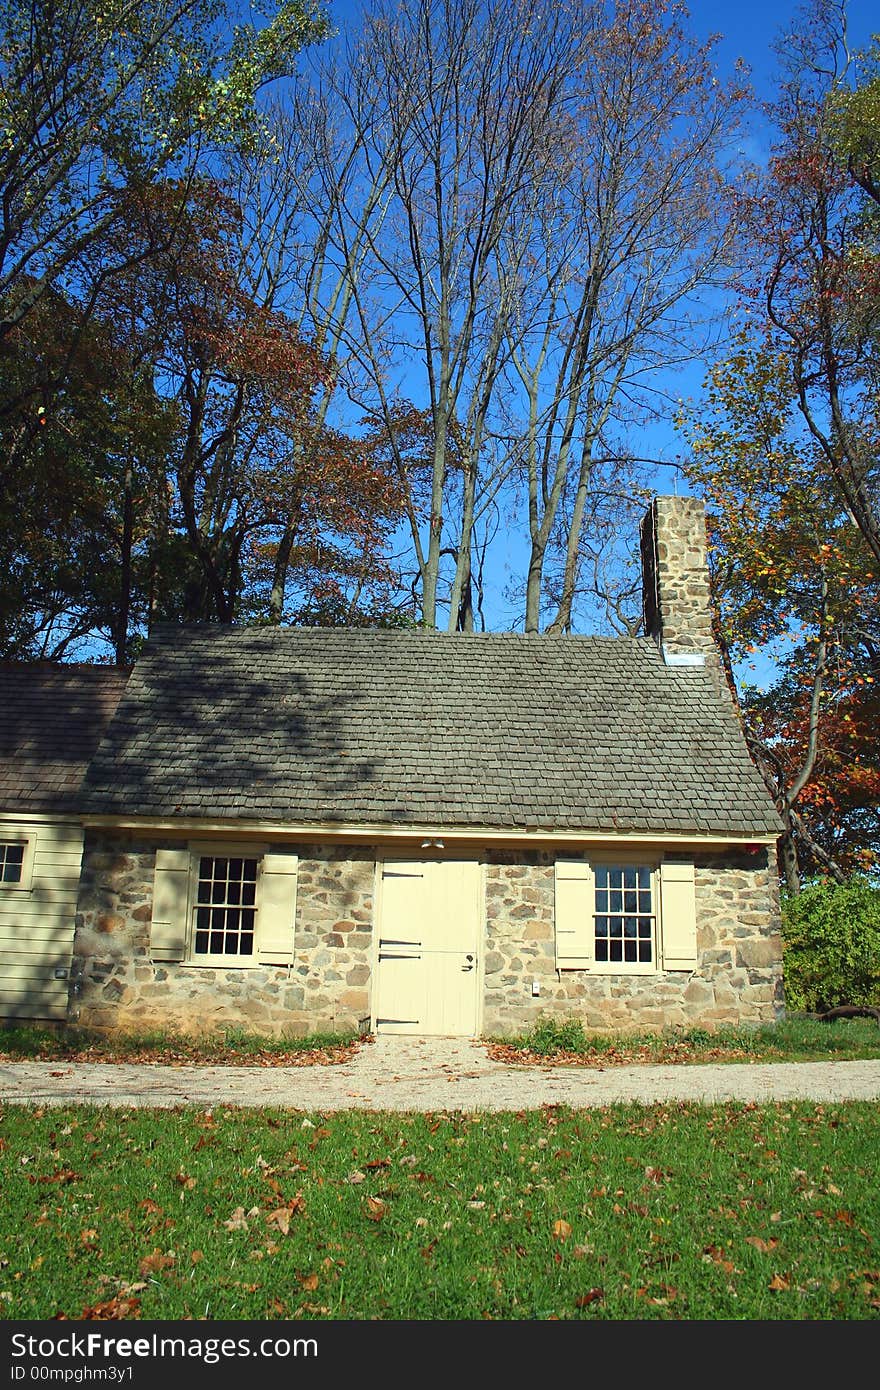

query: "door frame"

left=371, top=853, right=486, bottom=1037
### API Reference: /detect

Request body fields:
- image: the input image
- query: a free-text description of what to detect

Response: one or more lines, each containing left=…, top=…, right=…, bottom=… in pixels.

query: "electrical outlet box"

left=531, top=979, right=540, bottom=997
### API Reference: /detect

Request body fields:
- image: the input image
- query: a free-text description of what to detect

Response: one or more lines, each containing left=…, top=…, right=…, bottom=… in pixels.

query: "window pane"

left=596, top=939, right=608, bottom=962
left=595, top=889, right=608, bottom=913
left=624, top=867, right=637, bottom=890
left=1, top=843, right=24, bottom=883
left=595, top=866, right=608, bottom=889
left=639, top=940, right=652, bottom=962
left=624, top=890, right=637, bottom=912
left=609, top=890, right=622, bottom=912
left=638, top=867, right=651, bottom=890
left=609, top=939, right=622, bottom=962
left=193, top=857, right=260, bottom=959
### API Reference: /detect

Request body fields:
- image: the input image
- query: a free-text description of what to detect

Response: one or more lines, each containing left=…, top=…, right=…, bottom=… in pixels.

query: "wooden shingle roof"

left=80, top=627, right=782, bottom=839
left=0, top=663, right=129, bottom=814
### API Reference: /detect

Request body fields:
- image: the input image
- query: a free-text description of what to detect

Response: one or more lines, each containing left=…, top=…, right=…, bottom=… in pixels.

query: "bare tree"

left=502, top=0, right=745, bottom=632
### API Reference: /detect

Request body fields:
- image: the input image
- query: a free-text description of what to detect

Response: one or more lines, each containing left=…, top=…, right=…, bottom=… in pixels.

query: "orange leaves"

left=266, top=1195, right=306, bottom=1236
left=138, top=1249, right=176, bottom=1277
left=80, top=1293, right=142, bottom=1321
left=551, top=1219, right=572, bottom=1242
left=575, top=1288, right=604, bottom=1308
left=744, top=1236, right=778, bottom=1254
left=364, top=1196, right=387, bottom=1222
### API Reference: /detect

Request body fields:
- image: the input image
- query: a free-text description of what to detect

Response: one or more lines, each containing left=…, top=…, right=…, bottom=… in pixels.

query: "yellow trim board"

left=82, top=814, right=778, bottom=849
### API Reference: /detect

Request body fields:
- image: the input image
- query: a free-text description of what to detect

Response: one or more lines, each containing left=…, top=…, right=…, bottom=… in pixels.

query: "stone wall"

left=70, top=833, right=374, bottom=1037
left=70, top=834, right=783, bottom=1038
left=482, top=847, right=783, bottom=1035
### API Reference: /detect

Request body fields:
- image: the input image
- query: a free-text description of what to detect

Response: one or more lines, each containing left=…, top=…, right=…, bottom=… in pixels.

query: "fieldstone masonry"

left=70, top=834, right=374, bottom=1036
left=70, top=835, right=782, bottom=1038
left=642, top=496, right=717, bottom=662
left=482, top=847, right=783, bottom=1035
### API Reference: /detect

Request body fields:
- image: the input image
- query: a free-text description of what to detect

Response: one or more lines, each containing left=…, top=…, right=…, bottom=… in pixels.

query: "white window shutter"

left=150, top=849, right=190, bottom=961
left=257, top=853, right=298, bottom=966
left=555, top=859, right=594, bottom=970
left=660, top=861, right=698, bottom=971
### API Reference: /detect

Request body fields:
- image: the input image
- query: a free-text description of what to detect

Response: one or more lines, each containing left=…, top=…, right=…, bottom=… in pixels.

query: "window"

left=149, top=846, right=298, bottom=967
left=0, top=834, right=35, bottom=891
left=555, top=857, right=696, bottom=974
left=593, top=864, right=655, bottom=965
left=1, top=842, right=25, bottom=884
left=193, top=855, right=258, bottom=960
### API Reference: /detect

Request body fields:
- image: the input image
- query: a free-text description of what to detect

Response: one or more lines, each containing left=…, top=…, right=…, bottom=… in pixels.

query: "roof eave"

left=81, top=813, right=781, bottom=847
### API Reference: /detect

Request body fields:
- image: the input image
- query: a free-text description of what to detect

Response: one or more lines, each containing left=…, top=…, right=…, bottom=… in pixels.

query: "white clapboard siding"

left=0, top=819, right=83, bottom=1020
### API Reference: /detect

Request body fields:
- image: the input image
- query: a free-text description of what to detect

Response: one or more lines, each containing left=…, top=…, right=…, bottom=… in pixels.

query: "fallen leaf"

left=346, top=1170, right=366, bottom=1185
left=80, top=1295, right=141, bottom=1321
left=223, top=1207, right=249, bottom=1232
left=575, top=1288, right=604, bottom=1307
left=365, top=1196, right=386, bottom=1221
left=298, top=1273, right=319, bottom=1292
left=745, top=1237, right=778, bottom=1253
left=365, top=1158, right=391, bottom=1171
left=174, top=1173, right=196, bottom=1190
left=552, top=1220, right=572, bottom=1242
left=769, top=1274, right=790, bottom=1291
left=138, top=1250, right=175, bottom=1276
left=266, top=1208, right=293, bottom=1236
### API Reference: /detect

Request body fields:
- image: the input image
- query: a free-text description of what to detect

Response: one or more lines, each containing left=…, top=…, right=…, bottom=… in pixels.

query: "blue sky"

left=298, top=2, right=879, bottom=646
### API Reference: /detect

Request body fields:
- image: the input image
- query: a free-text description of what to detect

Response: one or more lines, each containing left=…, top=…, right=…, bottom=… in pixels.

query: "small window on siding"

left=0, top=835, right=35, bottom=891
left=0, top=842, right=25, bottom=884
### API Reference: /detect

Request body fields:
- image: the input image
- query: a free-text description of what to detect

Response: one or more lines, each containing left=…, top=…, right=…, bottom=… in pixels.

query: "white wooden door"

left=375, top=859, right=480, bottom=1035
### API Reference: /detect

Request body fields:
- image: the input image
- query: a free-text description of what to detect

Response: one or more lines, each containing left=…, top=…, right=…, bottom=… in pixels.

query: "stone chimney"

left=640, top=496, right=716, bottom=666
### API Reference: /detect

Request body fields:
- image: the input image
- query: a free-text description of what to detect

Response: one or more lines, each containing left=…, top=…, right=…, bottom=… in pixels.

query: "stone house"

left=56, top=496, right=785, bottom=1039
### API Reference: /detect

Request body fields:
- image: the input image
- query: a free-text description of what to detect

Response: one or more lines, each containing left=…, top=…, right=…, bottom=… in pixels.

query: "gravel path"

left=2, top=1037, right=880, bottom=1110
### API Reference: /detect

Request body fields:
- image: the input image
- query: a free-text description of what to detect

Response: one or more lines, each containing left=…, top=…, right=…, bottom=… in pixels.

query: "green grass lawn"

left=1, top=1102, right=878, bottom=1320
left=491, top=1015, right=880, bottom=1064
left=2, top=1015, right=880, bottom=1065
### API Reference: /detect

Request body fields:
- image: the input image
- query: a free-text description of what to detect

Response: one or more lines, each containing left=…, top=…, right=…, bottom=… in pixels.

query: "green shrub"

left=521, top=1016, right=590, bottom=1055
left=781, top=878, right=880, bottom=1012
